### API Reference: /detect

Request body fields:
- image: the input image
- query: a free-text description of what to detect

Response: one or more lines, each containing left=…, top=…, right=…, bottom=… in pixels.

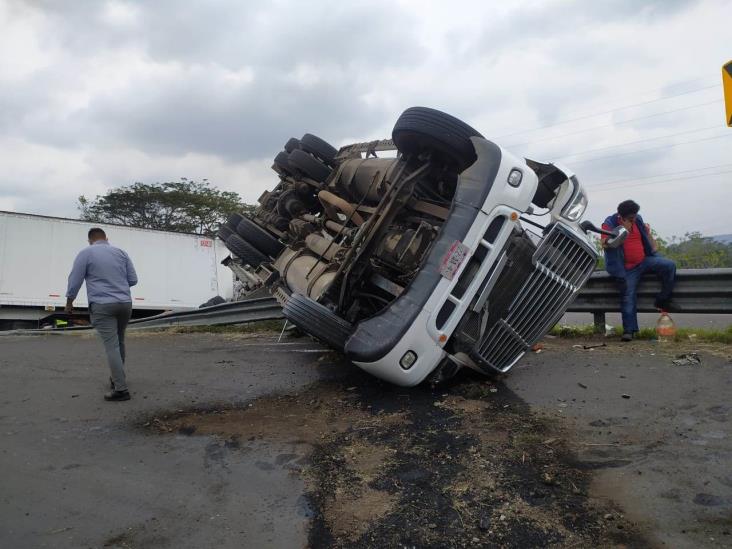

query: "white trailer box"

left=0, top=211, right=233, bottom=324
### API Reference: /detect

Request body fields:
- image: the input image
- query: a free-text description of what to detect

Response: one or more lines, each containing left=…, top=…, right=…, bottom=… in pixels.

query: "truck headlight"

left=561, top=179, right=588, bottom=221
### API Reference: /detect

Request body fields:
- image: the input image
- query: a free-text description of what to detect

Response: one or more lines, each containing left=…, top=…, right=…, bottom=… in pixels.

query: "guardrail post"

left=593, top=311, right=606, bottom=334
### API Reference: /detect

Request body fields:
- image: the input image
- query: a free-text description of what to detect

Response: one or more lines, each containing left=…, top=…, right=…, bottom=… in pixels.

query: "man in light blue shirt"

left=66, top=228, right=138, bottom=401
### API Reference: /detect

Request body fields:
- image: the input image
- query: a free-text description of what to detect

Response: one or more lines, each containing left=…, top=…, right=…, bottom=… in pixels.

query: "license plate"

left=439, top=241, right=470, bottom=280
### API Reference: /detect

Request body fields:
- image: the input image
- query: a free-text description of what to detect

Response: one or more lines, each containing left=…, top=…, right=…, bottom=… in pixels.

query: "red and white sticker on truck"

left=438, top=241, right=470, bottom=281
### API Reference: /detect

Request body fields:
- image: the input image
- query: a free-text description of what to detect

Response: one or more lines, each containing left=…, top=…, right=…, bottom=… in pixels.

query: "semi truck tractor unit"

left=218, top=107, right=625, bottom=386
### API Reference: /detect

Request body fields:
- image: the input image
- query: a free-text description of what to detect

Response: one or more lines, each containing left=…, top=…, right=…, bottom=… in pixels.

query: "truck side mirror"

left=605, top=226, right=628, bottom=249
left=579, top=220, right=600, bottom=233
left=580, top=220, right=628, bottom=249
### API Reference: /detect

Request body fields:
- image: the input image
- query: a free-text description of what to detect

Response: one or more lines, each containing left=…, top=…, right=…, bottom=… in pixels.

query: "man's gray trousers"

left=90, top=302, right=133, bottom=391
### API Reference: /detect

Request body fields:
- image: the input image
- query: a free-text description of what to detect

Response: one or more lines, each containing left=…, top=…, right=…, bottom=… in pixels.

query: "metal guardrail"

left=0, top=297, right=283, bottom=335
left=128, top=297, right=283, bottom=329
left=567, top=268, right=732, bottom=330
left=5, top=269, right=728, bottom=335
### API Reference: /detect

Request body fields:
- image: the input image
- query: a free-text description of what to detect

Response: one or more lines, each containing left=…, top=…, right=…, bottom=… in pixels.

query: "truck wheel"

left=284, top=137, right=300, bottom=153
left=276, top=189, right=307, bottom=218
left=236, top=217, right=284, bottom=258
left=226, top=213, right=245, bottom=230
left=283, top=293, right=353, bottom=351
left=217, top=225, right=235, bottom=242
left=392, top=106, right=483, bottom=171
left=225, top=234, right=268, bottom=267
left=273, top=150, right=291, bottom=174
left=288, top=149, right=332, bottom=183
left=300, top=133, right=338, bottom=165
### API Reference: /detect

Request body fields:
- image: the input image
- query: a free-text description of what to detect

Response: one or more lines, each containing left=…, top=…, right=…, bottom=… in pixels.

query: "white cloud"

left=0, top=135, right=275, bottom=217
left=0, top=1, right=52, bottom=81
left=1, top=0, right=730, bottom=239
left=101, top=0, right=140, bottom=26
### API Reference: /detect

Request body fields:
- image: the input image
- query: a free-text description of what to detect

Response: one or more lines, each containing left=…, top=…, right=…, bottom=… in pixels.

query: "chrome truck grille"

left=472, top=224, right=596, bottom=373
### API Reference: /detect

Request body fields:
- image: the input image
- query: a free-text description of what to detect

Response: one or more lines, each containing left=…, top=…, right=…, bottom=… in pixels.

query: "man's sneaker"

left=655, top=299, right=681, bottom=313
left=104, top=390, right=131, bottom=402
left=621, top=332, right=633, bottom=342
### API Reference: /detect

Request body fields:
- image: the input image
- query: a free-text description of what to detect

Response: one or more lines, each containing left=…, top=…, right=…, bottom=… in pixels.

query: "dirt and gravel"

left=146, top=372, right=645, bottom=547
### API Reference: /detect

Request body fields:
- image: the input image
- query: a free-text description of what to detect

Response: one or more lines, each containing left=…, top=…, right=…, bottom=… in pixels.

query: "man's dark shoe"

left=655, top=299, right=681, bottom=313
left=621, top=332, right=633, bottom=342
left=104, top=390, right=131, bottom=402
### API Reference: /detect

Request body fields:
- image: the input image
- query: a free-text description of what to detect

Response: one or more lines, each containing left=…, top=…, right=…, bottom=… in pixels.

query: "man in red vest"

left=602, top=200, right=678, bottom=341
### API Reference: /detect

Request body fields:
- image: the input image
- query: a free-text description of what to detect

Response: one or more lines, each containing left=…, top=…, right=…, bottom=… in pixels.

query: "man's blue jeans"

left=616, top=256, right=676, bottom=333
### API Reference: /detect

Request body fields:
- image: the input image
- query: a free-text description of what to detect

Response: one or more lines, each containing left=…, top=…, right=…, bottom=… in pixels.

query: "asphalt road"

left=0, top=331, right=343, bottom=549
left=508, top=339, right=732, bottom=548
left=1, top=330, right=730, bottom=548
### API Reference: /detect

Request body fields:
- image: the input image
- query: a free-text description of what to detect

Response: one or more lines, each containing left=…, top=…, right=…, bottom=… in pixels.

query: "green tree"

left=78, top=179, right=253, bottom=235
left=663, top=232, right=732, bottom=268
left=593, top=229, right=732, bottom=271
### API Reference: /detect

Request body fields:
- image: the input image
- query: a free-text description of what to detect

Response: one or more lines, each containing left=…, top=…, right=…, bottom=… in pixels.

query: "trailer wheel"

left=217, top=225, right=235, bottom=242
left=300, top=133, right=338, bottom=165
left=236, top=217, right=284, bottom=258
left=288, top=149, right=332, bottom=183
left=284, top=137, right=300, bottom=153
left=225, top=234, right=267, bottom=268
left=392, top=106, right=483, bottom=171
left=226, top=213, right=245, bottom=230
left=283, top=293, right=353, bottom=351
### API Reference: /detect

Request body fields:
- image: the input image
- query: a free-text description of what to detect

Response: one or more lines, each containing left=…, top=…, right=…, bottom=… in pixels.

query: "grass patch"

left=550, top=324, right=732, bottom=343
left=549, top=325, right=596, bottom=338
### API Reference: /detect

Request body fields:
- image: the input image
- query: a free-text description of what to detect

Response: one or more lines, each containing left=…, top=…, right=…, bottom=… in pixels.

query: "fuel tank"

left=337, top=157, right=402, bottom=203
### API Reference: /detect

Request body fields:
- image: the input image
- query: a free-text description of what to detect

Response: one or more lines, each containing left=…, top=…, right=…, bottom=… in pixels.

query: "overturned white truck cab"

left=219, top=107, right=625, bottom=386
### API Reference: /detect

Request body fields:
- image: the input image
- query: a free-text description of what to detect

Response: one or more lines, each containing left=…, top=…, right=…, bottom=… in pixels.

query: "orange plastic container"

left=656, top=312, right=676, bottom=342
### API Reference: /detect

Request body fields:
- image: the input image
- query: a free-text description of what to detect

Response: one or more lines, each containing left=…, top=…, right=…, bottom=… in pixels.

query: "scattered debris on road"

left=583, top=343, right=607, bottom=350
left=573, top=343, right=608, bottom=351
left=672, top=352, right=702, bottom=366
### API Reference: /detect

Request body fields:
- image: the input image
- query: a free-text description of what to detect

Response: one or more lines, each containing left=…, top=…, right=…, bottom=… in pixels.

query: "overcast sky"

left=1, top=0, right=730, bottom=238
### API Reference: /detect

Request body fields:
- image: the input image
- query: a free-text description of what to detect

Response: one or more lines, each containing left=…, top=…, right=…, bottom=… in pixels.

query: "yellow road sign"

left=724, top=60, right=732, bottom=127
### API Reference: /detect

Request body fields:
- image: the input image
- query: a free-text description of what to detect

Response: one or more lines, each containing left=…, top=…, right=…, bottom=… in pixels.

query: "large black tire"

left=283, top=293, right=353, bottom=351
left=217, top=225, right=235, bottom=242
left=284, top=137, right=300, bottom=153
left=236, top=217, right=284, bottom=258
left=288, top=149, right=332, bottom=182
left=225, top=234, right=267, bottom=267
left=392, top=106, right=484, bottom=171
left=273, top=150, right=291, bottom=174
left=226, top=212, right=245, bottom=230
left=300, top=133, right=338, bottom=165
